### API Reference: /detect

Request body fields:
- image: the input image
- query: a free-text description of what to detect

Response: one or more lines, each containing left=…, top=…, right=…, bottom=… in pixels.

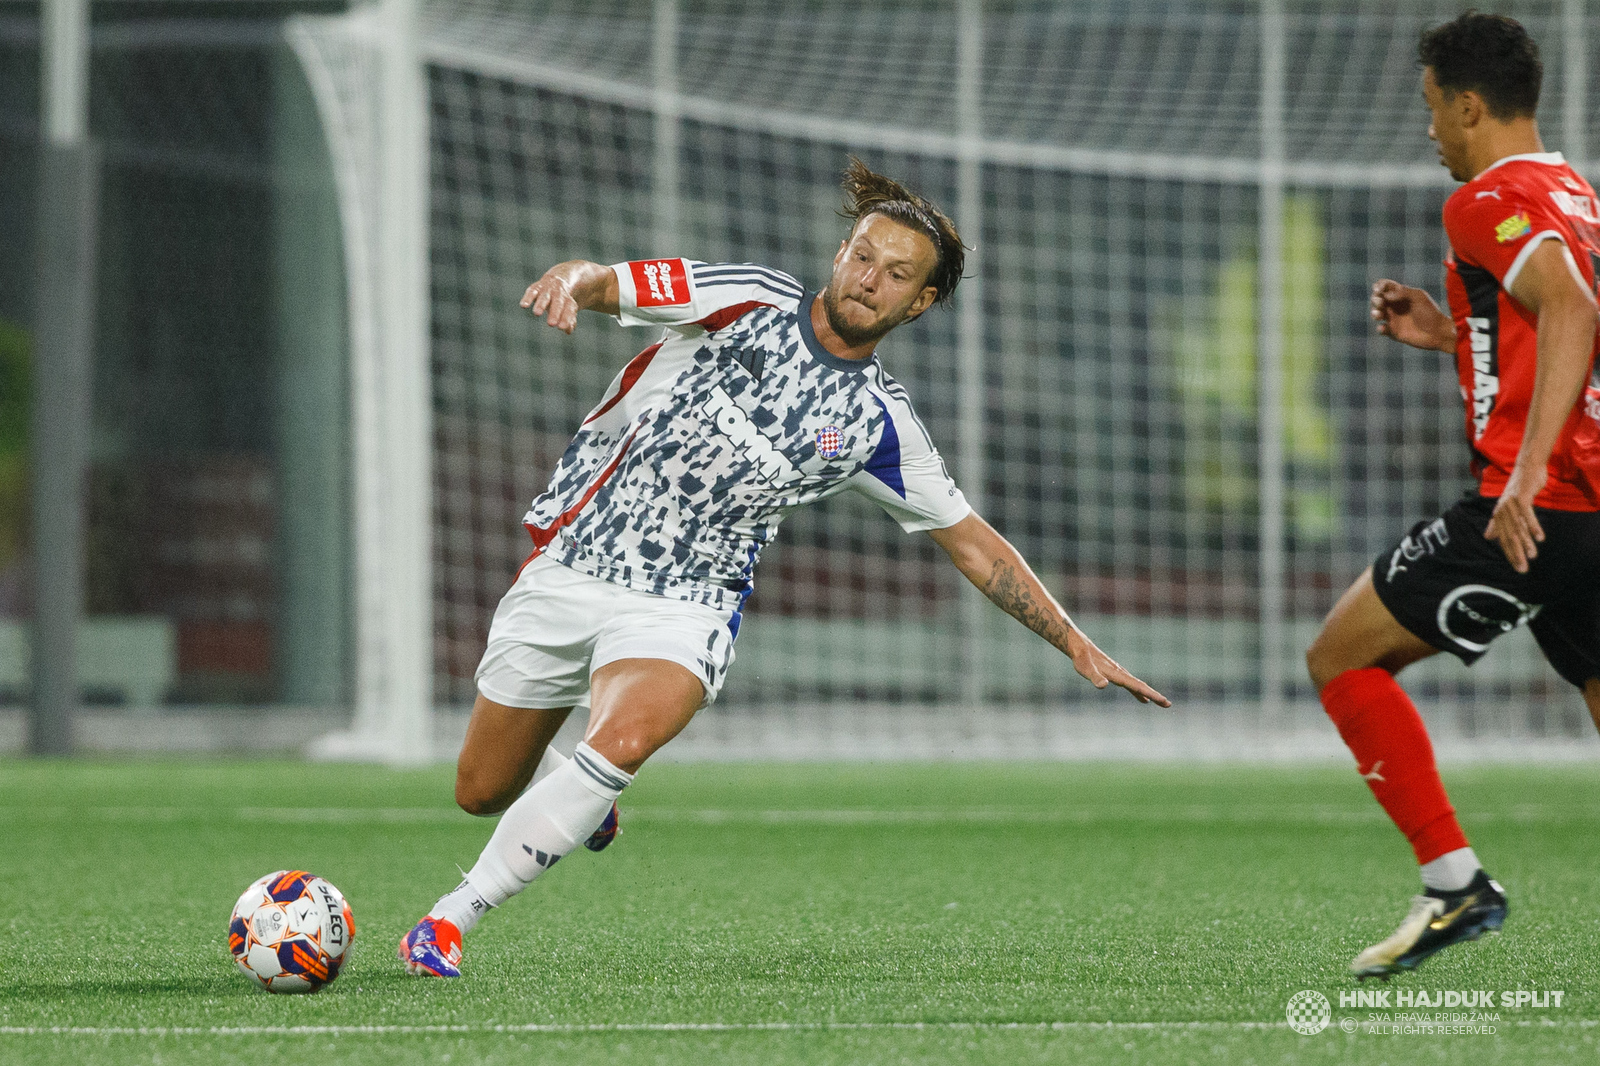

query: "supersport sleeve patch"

left=627, top=258, right=692, bottom=307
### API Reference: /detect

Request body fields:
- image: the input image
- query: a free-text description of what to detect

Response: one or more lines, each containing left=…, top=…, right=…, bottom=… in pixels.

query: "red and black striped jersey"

left=1442, top=151, right=1600, bottom=511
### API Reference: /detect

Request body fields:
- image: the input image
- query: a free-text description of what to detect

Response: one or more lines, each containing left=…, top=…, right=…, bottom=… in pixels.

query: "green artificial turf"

left=0, top=758, right=1597, bottom=1064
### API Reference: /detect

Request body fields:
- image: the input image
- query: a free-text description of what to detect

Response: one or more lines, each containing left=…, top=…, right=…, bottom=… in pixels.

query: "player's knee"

left=454, top=769, right=513, bottom=817
left=589, top=732, right=653, bottom=776
left=1304, top=628, right=1346, bottom=693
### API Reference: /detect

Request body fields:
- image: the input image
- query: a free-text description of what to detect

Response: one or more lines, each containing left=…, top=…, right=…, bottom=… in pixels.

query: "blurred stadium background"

left=3, top=0, right=1598, bottom=763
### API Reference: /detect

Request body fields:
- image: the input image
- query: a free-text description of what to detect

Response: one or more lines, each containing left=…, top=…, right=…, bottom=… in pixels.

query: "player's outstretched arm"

left=519, top=260, right=621, bottom=333
left=928, top=513, right=1172, bottom=706
left=1370, top=278, right=1456, bottom=352
left=1486, top=239, right=1600, bottom=572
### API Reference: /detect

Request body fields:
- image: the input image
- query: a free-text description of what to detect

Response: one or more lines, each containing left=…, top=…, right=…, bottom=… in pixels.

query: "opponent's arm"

left=519, top=260, right=621, bottom=333
left=1486, top=239, right=1600, bottom=572
left=928, top=513, right=1171, bottom=707
left=1369, top=278, right=1457, bottom=352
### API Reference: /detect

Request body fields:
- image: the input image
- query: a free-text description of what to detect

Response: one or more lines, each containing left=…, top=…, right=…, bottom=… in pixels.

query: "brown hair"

left=839, top=158, right=967, bottom=305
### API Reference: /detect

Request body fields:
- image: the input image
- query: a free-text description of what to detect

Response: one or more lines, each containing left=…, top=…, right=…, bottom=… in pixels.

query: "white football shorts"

left=474, top=553, right=739, bottom=710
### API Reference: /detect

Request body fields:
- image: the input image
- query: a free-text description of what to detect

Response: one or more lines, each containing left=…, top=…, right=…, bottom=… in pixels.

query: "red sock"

left=1320, top=667, right=1469, bottom=865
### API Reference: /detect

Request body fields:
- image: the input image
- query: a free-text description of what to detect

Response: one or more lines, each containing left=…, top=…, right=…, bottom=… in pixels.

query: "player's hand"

left=1371, top=279, right=1456, bottom=352
left=1064, top=626, right=1172, bottom=707
left=520, top=266, right=585, bottom=334
left=1484, top=466, right=1546, bottom=573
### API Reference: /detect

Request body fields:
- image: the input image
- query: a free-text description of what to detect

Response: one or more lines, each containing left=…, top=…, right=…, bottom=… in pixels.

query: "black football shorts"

left=1372, top=491, right=1600, bottom=689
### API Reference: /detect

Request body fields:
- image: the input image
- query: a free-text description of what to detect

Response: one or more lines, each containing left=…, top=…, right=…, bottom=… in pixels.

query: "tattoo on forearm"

left=984, top=558, right=1073, bottom=654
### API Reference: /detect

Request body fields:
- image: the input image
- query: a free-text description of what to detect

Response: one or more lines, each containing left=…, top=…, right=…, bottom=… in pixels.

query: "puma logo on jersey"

left=1360, top=761, right=1385, bottom=783
left=1474, top=187, right=1502, bottom=200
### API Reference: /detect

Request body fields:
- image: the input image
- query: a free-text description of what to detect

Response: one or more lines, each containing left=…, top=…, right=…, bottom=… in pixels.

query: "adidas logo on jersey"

left=700, top=384, right=805, bottom=487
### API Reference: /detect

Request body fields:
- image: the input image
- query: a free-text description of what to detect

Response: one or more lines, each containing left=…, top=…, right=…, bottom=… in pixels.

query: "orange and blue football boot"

left=584, top=801, right=621, bottom=852
left=398, top=916, right=463, bottom=978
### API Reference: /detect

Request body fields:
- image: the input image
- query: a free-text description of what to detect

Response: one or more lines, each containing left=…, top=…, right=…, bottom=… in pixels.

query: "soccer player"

left=399, top=161, right=1171, bottom=976
left=1306, top=13, right=1600, bottom=979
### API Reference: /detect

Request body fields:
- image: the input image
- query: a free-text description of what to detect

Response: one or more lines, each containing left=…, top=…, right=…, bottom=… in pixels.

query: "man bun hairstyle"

left=840, top=158, right=967, bottom=305
left=1419, top=10, right=1541, bottom=120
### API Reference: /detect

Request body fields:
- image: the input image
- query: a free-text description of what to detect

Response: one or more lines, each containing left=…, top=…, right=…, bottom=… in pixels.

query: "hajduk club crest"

left=815, top=426, right=844, bottom=459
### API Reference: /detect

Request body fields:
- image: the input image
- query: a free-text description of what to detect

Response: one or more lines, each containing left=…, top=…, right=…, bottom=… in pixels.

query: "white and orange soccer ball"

left=228, top=870, right=355, bottom=993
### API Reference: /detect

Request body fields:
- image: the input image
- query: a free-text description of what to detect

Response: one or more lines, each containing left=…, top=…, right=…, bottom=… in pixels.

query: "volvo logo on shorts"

left=1436, top=584, right=1542, bottom=653
left=815, top=426, right=844, bottom=459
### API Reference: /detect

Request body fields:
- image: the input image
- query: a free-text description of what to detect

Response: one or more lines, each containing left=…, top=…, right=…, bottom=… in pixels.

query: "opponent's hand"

left=1371, top=279, right=1456, bottom=352
left=1065, top=626, right=1172, bottom=707
left=520, top=265, right=585, bottom=334
left=1485, top=465, right=1547, bottom=573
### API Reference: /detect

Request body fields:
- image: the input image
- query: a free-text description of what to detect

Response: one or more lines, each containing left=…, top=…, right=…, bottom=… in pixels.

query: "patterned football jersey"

left=1443, top=151, right=1600, bottom=510
left=522, top=258, right=971, bottom=619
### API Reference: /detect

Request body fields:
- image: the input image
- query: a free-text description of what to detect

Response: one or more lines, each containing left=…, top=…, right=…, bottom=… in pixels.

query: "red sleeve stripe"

left=583, top=342, right=662, bottom=426
left=524, top=427, right=642, bottom=551
left=695, top=300, right=773, bottom=333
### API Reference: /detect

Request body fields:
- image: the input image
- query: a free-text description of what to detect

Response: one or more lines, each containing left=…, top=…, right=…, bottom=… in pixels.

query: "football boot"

left=1352, top=870, right=1507, bottom=979
left=398, top=916, right=463, bottom=978
left=583, top=801, right=621, bottom=852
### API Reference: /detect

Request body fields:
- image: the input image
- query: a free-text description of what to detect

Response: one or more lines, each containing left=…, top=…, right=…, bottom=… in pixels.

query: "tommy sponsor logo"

left=1548, top=190, right=1600, bottom=223
left=1436, top=584, right=1541, bottom=653
left=1466, top=317, right=1497, bottom=439
left=700, top=384, right=804, bottom=487
left=1494, top=212, right=1531, bottom=242
left=1386, top=517, right=1448, bottom=581
left=630, top=259, right=690, bottom=307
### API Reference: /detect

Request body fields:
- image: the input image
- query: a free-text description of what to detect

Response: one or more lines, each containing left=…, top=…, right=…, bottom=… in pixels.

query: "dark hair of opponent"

left=839, top=158, right=967, bottom=305
left=1419, top=10, right=1542, bottom=120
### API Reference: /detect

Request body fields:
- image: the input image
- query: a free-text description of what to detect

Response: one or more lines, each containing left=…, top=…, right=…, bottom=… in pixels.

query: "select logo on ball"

left=229, top=870, right=356, bottom=993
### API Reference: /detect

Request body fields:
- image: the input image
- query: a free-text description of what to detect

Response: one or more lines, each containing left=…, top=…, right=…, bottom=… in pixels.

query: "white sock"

left=460, top=741, right=632, bottom=910
left=1420, top=847, right=1482, bottom=892
left=428, top=745, right=588, bottom=933
left=530, top=743, right=568, bottom=786
left=428, top=879, right=494, bottom=934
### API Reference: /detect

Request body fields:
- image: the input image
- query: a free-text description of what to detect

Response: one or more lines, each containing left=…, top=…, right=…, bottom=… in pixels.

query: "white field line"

left=3, top=805, right=1596, bottom=826
left=2, top=1019, right=1596, bottom=1037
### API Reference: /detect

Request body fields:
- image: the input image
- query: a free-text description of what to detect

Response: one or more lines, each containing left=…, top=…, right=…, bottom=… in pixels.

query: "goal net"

left=295, top=0, right=1597, bottom=753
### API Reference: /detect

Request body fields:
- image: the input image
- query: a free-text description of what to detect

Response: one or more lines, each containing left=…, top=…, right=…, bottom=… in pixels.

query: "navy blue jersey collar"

left=799, top=292, right=878, bottom=374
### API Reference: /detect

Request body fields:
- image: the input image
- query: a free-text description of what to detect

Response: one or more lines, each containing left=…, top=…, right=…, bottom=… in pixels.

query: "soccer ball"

left=228, top=870, right=355, bottom=993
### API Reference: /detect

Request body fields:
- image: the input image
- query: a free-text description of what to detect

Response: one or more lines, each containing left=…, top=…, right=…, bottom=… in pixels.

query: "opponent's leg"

left=1308, top=568, right=1505, bottom=978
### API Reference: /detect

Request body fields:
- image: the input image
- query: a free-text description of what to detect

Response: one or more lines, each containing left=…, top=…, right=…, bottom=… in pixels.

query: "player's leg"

left=1307, top=566, right=1477, bottom=875
left=583, top=657, right=705, bottom=772
left=405, top=657, right=705, bottom=978
left=454, top=692, right=572, bottom=816
left=1309, top=570, right=1507, bottom=979
left=1314, top=499, right=1537, bottom=976
left=1587, top=680, right=1600, bottom=734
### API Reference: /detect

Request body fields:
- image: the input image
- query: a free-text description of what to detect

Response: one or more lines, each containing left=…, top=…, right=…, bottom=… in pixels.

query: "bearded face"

left=821, top=214, right=940, bottom=348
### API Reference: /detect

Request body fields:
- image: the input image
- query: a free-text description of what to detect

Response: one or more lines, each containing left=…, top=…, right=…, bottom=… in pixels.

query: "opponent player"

left=399, top=161, right=1171, bottom=976
left=1305, top=13, right=1600, bottom=979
